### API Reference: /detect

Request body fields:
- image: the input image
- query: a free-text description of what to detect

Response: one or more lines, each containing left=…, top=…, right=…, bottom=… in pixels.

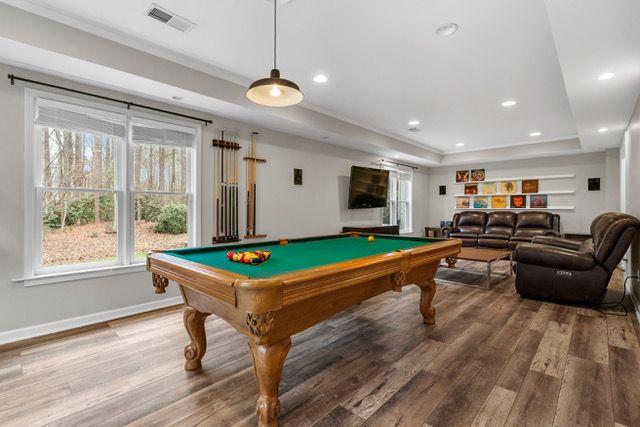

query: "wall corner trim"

left=0, top=296, right=183, bottom=345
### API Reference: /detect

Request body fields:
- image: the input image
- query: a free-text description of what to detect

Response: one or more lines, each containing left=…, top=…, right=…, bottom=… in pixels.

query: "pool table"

left=147, top=233, right=460, bottom=426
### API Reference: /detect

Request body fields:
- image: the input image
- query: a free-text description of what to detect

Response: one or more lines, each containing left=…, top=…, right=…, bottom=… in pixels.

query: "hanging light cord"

left=273, top=0, right=277, bottom=70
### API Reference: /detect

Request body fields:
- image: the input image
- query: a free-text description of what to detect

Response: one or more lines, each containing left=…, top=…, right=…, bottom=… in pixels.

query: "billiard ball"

left=368, top=236, right=375, bottom=242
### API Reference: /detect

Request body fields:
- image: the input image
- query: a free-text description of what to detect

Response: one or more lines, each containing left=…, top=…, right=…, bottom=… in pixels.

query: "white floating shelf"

left=454, top=206, right=575, bottom=211
left=454, top=190, right=575, bottom=197
left=453, top=173, right=575, bottom=185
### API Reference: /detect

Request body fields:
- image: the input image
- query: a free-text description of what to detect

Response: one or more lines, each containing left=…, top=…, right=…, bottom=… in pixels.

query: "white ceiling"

left=1, top=0, right=639, bottom=163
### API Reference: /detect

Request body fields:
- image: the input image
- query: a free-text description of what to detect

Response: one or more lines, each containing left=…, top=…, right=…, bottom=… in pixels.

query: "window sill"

left=13, top=263, right=147, bottom=287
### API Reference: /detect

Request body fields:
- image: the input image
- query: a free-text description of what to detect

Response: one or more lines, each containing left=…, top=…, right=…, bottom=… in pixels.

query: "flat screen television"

left=348, top=166, right=389, bottom=209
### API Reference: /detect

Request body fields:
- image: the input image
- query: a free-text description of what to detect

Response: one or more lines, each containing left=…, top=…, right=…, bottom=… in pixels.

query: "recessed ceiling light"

left=313, top=74, right=328, bottom=84
left=598, top=127, right=609, bottom=133
left=501, top=100, right=517, bottom=108
left=598, top=72, right=615, bottom=81
left=529, top=131, right=541, bottom=137
left=394, top=154, right=400, bottom=158
left=455, top=143, right=465, bottom=147
left=408, top=120, right=420, bottom=126
left=435, top=23, right=459, bottom=36
left=172, top=95, right=183, bottom=101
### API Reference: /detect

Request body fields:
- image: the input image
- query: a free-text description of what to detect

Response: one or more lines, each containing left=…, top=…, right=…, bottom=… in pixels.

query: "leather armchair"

left=478, top=211, right=516, bottom=249
left=444, top=212, right=486, bottom=247
left=514, top=212, right=640, bottom=304
left=508, top=211, right=560, bottom=250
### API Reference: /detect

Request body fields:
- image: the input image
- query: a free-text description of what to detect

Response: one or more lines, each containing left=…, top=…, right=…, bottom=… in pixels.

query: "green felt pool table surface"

left=165, top=234, right=442, bottom=279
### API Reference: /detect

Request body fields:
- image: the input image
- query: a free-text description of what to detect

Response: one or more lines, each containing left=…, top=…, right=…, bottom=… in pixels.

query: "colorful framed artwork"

left=470, top=169, right=486, bottom=182
left=522, top=179, right=539, bottom=193
left=501, top=181, right=517, bottom=194
left=456, top=197, right=470, bottom=209
left=530, top=194, right=548, bottom=208
left=439, top=185, right=447, bottom=195
left=510, top=195, right=526, bottom=208
left=456, top=170, right=470, bottom=183
left=588, top=178, right=600, bottom=191
left=492, top=195, right=507, bottom=209
left=464, top=184, right=478, bottom=195
left=481, top=182, right=497, bottom=194
left=474, top=196, right=489, bottom=209
left=293, top=168, right=303, bottom=186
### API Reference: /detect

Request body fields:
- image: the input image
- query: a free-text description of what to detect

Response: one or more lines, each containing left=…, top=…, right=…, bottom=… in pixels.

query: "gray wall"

left=0, top=63, right=430, bottom=335
left=426, top=151, right=620, bottom=233
left=621, top=93, right=640, bottom=308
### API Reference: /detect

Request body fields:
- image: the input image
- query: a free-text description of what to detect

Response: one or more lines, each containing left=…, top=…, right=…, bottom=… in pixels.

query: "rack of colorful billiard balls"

left=226, top=249, right=272, bottom=265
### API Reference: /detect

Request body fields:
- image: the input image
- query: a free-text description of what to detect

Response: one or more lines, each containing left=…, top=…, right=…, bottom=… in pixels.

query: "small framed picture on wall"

left=293, top=168, right=303, bottom=186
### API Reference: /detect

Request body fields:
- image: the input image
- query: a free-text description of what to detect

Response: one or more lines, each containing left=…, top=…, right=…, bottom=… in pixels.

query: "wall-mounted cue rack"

left=212, top=131, right=241, bottom=244
left=243, top=132, right=267, bottom=239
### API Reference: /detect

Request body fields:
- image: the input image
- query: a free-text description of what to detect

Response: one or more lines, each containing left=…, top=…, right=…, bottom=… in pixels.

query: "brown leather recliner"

left=514, top=212, right=640, bottom=304
left=478, top=211, right=516, bottom=249
left=445, top=211, right=486, bottom=247
left=508, top=211, right=560, bottom=250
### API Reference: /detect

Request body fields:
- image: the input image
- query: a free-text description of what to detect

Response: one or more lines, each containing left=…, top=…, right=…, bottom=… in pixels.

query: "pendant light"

left=246, top=0, right=303, bottom=107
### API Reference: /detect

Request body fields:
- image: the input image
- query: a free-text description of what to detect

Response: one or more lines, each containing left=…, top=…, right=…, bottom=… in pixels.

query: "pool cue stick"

left=215, top=138, right=219, bottom=241
left=221, top=132, right=226, bottom=239
left=234, top=144, right=238, bottom=239
left=235, top=144, right=239, bottom=239
left=252, top=135, right=257, bottom=235
left=246, top=143, right=251, bottom=236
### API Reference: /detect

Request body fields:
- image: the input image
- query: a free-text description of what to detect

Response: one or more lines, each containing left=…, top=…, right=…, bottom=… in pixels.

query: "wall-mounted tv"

left=348, top=166, right=389, bottom=209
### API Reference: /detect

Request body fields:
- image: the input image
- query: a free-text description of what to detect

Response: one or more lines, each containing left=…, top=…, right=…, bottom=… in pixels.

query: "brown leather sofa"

left=444, top=211, right=560, bottom=249
left=514, top=212, right=639, bottom=304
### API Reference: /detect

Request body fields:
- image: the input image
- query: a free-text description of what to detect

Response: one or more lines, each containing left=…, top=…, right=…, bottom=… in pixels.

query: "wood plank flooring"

left=1, top=261, right=639, bottom=427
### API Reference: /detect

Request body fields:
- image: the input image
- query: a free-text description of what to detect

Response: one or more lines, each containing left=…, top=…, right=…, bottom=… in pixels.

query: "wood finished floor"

left=1, top=261, right=640, bottom=427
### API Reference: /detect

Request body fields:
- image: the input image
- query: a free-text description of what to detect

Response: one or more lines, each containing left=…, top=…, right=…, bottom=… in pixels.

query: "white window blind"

left=35, top=99, right=126, bottom=138
left=132, top=124, right=195, bottom=147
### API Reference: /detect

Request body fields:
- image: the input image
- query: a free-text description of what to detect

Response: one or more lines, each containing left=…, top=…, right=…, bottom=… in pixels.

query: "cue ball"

left=368, top=236, right=375, bottom=242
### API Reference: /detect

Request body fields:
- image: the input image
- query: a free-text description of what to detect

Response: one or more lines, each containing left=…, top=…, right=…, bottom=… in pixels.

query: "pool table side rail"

left=147, top=237, right=461, bottom=316
left=276, top=238, right=460, bottom=303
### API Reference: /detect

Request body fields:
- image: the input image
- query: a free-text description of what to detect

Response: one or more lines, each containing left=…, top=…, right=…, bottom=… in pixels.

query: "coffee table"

left=442, top=247, right=512, bottom=289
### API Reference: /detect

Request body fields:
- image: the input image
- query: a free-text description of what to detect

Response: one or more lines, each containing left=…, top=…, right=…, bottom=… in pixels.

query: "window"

left=382, top=169, right=412, bottom=233
left=26, top=92, right=199, bottom=278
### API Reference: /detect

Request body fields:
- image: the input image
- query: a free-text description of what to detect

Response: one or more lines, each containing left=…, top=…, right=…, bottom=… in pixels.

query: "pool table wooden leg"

left=248, top=337, right=292, bottom=427
left=183, top=306, right=210, bottom=371
left=417, top=279, right=437, bottom=325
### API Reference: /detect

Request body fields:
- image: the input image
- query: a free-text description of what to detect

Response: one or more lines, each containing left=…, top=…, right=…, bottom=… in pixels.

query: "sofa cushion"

left=456, top=212, right=486, bottom=228
left=515, top=243, right=595, bottom=271
left=513, top=228, right=552, bottom=238
left=516, top=211, right=553, bottom=229
left=479, top=233, right=510, bottom=240
left=484, top=226, right=514, bottom=236
left=478, top=237, right=510, bottom=249
left=450, top=232, right=479, bottom=239
left=486, top=211, right=516, bottom=228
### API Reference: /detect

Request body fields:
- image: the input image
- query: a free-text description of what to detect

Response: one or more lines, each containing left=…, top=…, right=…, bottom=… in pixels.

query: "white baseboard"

left=0, top=296, right=183, bottom=346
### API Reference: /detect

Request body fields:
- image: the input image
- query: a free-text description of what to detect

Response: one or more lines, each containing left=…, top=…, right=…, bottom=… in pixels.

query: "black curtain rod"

left=377, top=159, right=419, bottom=170
left=7, top=74, right=212, bottom=126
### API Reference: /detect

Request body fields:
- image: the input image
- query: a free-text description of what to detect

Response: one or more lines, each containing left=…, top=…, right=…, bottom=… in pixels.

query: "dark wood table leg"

left=446, top=255, right=458, bottom=268
left=248, top=337, right=292, bottom=427
left=417, top=279, right=437, bottom=324
left=183, top=306, right=210, bottom=371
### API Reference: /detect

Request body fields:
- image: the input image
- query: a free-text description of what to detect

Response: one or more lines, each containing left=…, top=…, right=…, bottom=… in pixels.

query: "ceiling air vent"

left=147, top=3, right=196, bottom=33
left=408, top=127, right=421, bottom=132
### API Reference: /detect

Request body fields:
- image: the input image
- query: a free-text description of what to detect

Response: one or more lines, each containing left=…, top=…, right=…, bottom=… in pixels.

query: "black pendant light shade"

left=246, top=0, right=303, bottom=107
left=247, top=68, right=303, bottom=107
